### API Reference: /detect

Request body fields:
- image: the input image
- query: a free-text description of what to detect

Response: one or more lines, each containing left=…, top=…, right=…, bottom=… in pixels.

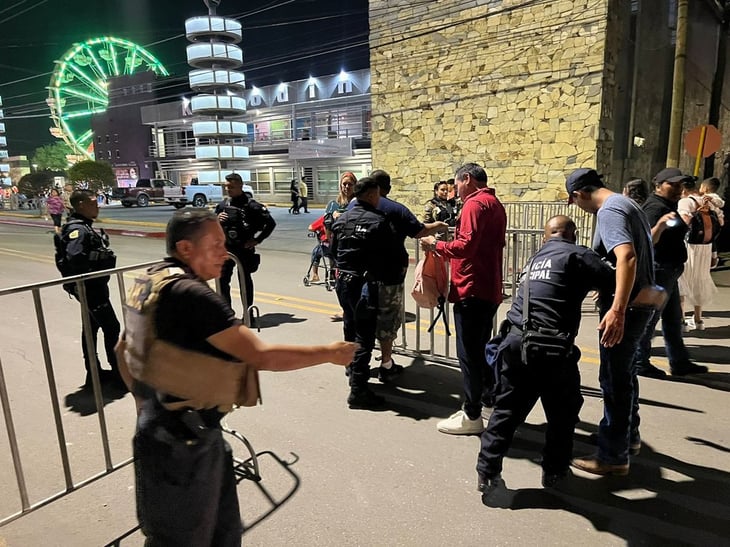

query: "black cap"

left=652, top=167, right=693, bottom=185
left=565, top=168, right=604, bottom=203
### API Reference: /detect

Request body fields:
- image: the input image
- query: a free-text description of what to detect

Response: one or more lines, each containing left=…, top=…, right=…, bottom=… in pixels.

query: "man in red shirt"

left=421, top=163, right=506, bottom=435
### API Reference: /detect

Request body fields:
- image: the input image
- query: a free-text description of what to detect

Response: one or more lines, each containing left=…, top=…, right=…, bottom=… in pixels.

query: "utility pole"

left=666, top=0, right=688, bottom=168
left=704, top=2, right=730, bottom=178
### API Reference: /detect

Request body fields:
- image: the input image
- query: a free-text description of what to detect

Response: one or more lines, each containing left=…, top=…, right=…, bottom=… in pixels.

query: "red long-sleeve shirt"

left=435, top=187, right=506, bottom=304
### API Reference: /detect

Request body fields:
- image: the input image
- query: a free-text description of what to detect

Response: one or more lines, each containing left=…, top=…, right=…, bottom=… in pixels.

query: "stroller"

left=303, top=216, right=336, bottom=291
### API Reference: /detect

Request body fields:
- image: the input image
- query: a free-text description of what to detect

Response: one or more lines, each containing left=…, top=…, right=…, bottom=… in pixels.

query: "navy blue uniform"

left=215, top=195, right=276, bottom=312
left=477, top=237, right=614, bottom=481
left=59, top=212, right=121, bottom=385
left=331, top=201, right=400, bottom=392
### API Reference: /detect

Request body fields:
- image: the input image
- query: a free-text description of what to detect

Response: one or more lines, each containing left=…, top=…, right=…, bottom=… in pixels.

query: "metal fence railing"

left=392, top=202, right=596, bottom=366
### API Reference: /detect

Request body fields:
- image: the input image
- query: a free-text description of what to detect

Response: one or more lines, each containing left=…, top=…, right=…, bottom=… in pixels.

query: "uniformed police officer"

left=57, top=189, right=122, bottom=388
left=331, top=176, right=403, bottom=409
left=215, top=173, right=276, bottom=316
left=477, top=216, right=615, bottom=495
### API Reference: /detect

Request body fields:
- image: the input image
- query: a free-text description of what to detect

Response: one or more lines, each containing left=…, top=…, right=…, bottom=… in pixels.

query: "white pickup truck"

left=164, top=183, right=254, bottom=208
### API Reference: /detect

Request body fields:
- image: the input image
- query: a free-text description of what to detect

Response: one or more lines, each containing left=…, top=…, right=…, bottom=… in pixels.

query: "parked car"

left=111, top=178, right=178, bottom=207
left=164, top=182, right=254, bottom=208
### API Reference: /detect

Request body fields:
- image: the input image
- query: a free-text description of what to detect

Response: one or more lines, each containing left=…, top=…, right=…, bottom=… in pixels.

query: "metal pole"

left=667, top=0, right=688, bottom=167
left=0, top=356, right=30, bottom=511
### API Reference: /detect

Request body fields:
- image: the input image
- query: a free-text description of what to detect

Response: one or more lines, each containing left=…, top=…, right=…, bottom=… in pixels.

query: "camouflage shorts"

left=375, top=283, right=403, bottom=341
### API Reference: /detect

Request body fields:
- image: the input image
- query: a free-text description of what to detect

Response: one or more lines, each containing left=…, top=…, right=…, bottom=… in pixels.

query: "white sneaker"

left=437, top=410, right=484, bottom=435
left=683, top=318, right=695, bottom=332
left=695, top=320, right=705, bottom=331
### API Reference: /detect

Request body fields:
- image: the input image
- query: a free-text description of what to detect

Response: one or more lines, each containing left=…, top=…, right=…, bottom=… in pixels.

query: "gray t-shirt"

left=593, top=193, right=654, bottom=297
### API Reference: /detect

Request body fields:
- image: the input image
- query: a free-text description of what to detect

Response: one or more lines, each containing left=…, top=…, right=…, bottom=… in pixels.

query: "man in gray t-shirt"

left=565, top=169, right=655, bottom=477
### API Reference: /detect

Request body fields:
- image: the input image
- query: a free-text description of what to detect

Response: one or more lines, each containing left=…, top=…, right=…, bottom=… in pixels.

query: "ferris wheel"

left=47, top=36, right=169, bottom=159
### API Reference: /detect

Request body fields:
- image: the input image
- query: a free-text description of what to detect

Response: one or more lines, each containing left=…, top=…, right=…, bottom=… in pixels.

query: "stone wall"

left=369, top=0, right=612, bottom=207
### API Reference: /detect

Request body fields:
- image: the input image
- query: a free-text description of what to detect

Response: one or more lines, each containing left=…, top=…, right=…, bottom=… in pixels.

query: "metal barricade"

left=391, top=202, right=596, bottom=367
left=0, top=253, right=256, bottom=527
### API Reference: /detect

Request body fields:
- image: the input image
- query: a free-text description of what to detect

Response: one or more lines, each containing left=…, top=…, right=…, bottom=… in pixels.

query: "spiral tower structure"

left=186, top=1, right=249, bottom=184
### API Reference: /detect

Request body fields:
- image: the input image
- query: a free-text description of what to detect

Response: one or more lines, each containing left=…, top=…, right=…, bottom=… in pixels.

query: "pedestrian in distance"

left=477, top=215, right=615, bottom=497
left=566, top=168, right=656, bottom=476
left=54, top=189, right=123, bottom=390
left=299, top=176, right=309, bottom=213
left=289, top=178, right=300, bottom=214
left=421, top=162, right=507, bottom=436
left=117, top=208, right=355, bottom=546
left=46, top=188, right=65, bottom=234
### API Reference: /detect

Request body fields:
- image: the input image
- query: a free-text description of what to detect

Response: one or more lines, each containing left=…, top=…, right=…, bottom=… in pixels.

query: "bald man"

left=477, top=215, right=615, bottom=497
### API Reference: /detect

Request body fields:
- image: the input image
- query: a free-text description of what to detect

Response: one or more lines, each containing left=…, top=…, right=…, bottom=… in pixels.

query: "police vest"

left=120, top=267, right=261, bottom=411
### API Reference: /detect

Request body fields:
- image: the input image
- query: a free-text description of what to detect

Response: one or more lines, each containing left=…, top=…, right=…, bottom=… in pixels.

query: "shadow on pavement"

left=363, top=357, right=464, bottom=420
left=253, top=313, right=306, bottom=329
left=64, top=383, right=128, bottom=415
left=480, top=422, right=730, bottom=545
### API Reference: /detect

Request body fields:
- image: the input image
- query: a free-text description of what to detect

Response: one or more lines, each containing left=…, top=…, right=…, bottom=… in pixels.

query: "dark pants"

left=454, top=297, right=498, bottom=420
left=477, top=333, right=583, bottom=478
left=134, top=418, right=242, bottom=546
left=336, top=276, right=378, bottom=392
left=634, top=263, right=691, bottom=369
left=300, top=196, right=308, bottom=212
left=598, top=306, right=654, bottom=465
left=77, top=287, right=120, bottom=376
left=220, top=254, right=255, bottom=312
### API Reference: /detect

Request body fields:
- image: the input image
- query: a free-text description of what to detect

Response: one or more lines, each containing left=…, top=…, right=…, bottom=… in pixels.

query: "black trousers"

left=78, top=288, right=120, bottom=375
left=134, top=418, right=242, bottom=546
left=476, top=333, right=583, bottom=478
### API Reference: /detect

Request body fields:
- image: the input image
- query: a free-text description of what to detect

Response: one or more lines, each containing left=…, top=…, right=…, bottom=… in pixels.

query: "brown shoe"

left=571, top=456, right=629, bottom=476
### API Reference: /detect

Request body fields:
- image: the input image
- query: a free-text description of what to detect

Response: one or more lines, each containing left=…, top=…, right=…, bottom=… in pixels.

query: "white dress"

left=677, top=195, right=718, bottom=307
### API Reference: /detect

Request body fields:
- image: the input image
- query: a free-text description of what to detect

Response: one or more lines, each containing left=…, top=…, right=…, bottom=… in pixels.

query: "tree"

left=31, top=142, right=74, bottom=171
left=67, top=160, right=115, bottom=193
left=18, top=172, right=54, bottom=197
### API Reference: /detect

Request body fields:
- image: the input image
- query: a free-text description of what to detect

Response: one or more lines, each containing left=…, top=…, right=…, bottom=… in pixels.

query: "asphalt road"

left=0, top=223, right=729, bottom=546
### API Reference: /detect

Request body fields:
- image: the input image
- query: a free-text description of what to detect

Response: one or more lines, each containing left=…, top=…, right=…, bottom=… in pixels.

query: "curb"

left=0, top=218, right=165, bottom=239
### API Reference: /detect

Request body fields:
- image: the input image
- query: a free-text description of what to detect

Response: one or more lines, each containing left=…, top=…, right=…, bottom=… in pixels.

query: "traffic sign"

left=684, top=124, right=722, bottom=176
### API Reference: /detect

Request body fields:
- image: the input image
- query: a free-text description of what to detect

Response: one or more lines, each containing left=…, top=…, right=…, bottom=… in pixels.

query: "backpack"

left=411, top=250, right=450, bottom=335
left=54, top=219, right=86, bottom=293
left=687, top=196, right=721, bottom=245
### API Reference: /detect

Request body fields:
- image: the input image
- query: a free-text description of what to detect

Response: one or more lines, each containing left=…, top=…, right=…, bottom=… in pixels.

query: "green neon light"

left=48, top=36, right=169, bottom=158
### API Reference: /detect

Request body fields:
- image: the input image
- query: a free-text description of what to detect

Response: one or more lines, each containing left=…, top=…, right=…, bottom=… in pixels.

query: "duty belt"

left=337, top=271, right=362, bottom=283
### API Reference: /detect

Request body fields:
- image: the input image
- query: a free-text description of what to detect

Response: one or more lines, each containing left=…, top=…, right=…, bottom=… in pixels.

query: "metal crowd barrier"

left=392, top=201, right=596, bottom=366
left=0, top=253, right=253, bottom=527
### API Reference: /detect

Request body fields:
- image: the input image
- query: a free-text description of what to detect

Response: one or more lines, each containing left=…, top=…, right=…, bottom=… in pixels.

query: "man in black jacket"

left=215, top=173, right=276, bottom=317
left=633, top=168, right=707, bottom=378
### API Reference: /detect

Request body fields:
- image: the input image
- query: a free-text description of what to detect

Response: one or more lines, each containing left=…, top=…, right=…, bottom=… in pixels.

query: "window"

left=273, top=168, right=295, bottom=194
left=250, top=169, right=271, bottom=193
left=114, top=133, right=119, bottom=143
left=115, top=149, right=120, bottom=158
left=105, top=134, right=110, bottom=143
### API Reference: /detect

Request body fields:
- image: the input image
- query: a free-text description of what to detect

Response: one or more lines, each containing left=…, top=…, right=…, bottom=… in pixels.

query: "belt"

left=337, top=272, right=362, bottom=283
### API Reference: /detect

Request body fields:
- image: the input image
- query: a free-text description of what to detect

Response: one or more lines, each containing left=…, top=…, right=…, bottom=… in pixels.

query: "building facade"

left=369, top=0, right=730, bottom=207
left=139, top=69, right=372, bottom=201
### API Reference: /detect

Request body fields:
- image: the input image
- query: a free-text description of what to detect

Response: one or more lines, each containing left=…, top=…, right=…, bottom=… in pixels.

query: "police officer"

left=215, top=173, right=276, bottom=315
left=477, top=215, right=615, bottom=495
left=57, top=189, right=122, bottom=388
left=331, top=176, right=403, bottom=408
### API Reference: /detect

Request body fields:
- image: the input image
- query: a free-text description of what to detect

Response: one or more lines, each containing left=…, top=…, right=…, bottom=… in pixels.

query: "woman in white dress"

left=677, top=178, right=725, bottom=330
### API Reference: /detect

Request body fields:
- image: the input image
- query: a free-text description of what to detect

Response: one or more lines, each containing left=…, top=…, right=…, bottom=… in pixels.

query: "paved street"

left=0, top=216, right=729, bottom=546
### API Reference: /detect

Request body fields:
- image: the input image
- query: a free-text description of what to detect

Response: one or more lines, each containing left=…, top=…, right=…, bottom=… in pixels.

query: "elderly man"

left=421, top=162, right=506, bottom=435
left=120, top=209, right=355, bottom=546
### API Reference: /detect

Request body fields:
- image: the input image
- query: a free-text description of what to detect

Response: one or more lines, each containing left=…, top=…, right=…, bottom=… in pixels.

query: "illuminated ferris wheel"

left=47, top=36, right=169, bottom=159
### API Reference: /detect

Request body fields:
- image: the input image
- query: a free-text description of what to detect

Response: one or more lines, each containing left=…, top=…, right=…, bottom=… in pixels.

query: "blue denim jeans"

left=453, top=297, right=498, bottom=420
left=633, top=263, right=690, bottom=369
left=597, top=306, right=654, bottom=465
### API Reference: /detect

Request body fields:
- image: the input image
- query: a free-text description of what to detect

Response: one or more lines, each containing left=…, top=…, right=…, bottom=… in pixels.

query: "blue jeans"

left=633, top=263, right=690, bottom=369
left=597, top=306, right=654, bottom=465
left=453, top=297, right=498, bottom=420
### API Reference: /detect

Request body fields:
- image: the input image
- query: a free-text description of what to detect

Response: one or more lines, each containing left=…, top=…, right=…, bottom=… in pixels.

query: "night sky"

left=0, top=0, right=369, bottom=156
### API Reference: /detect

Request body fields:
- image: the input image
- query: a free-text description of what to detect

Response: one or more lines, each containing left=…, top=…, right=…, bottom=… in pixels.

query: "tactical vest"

left=121, top=267, right=261, bottom=411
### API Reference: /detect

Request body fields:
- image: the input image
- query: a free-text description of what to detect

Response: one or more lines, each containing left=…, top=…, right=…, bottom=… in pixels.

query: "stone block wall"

left=369, top=0, right=612, bottom=207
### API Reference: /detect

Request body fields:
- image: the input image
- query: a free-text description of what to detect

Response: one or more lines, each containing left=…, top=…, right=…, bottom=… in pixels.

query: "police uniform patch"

left=69, top=229, right=80, bottom=239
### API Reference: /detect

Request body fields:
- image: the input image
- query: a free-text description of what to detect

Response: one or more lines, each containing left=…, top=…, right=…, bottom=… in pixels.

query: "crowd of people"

left=47, top=163, right=724, bottom=544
